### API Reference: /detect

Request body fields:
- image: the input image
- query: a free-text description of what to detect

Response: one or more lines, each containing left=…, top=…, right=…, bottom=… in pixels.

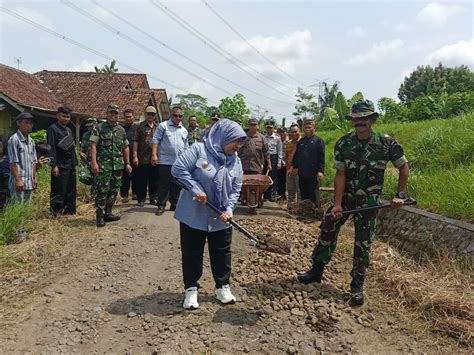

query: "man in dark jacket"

left=47, top=106, right=77, bottom=215
left=120, top=108, right=138, bottom=202
left=291, top=118, right=325, bottom=207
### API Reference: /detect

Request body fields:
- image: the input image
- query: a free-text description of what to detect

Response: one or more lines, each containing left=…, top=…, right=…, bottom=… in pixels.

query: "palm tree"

left=94, top=60, right=119, bottom=73
left=318, top=81, right=340, bottom=119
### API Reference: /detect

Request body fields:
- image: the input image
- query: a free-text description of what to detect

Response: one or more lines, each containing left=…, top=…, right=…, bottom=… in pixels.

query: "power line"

left=0, top=6, right=183, bottom=91
left=201, top=0, right=309, bottom=88
left=62, top=0, right=289, bottom=116
left=149, top=0, right=296, bottom=100
left=0, top=6, right=287, bottom=117
left=90, top=0, right=295, bottom=106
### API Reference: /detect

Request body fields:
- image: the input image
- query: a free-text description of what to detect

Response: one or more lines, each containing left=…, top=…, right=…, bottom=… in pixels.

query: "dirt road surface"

left=0, top=202, right=466, bottom=354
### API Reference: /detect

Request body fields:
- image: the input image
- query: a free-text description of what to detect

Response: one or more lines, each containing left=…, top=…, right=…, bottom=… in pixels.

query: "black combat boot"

left=349, top=276, right=364, bottom=306
left=104, top=205, right=120, bottom=222
left=297, top=261, right=325, bottom=284
left=96, top=209, right=105, bottom=227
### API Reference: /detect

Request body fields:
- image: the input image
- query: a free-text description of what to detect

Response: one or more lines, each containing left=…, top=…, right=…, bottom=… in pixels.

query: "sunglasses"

left=173, top=114, right=184, bottom=118
left=147, top=112, right=156, bottom=116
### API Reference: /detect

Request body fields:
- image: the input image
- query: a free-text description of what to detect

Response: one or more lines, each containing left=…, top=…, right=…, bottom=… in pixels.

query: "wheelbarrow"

left=240, top=174, right=273, bottom=214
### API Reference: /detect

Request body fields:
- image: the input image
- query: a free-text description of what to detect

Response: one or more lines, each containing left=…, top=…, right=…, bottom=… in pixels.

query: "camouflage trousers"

left=93, top=169, right=122, bottom=211
left=313, top=201, right=377, bottom=280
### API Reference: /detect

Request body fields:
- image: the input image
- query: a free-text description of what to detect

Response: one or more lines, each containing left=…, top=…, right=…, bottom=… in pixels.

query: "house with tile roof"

left=0, top=64, right=170, bottom=143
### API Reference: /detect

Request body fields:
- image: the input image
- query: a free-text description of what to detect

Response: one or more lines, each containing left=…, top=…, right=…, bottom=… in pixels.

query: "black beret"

left=58, top=106, right=72, bottom=114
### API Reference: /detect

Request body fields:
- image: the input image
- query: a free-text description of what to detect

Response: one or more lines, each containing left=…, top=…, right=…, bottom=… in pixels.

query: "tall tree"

left=94, top=60, right=119, bottom=73
left=293, top=87, right=319, bottom=119
left=175, top=93, right=209, bottom=127
left=398, top=64, right=474, bottom=105
left=218, top=93, right=250, bottom=121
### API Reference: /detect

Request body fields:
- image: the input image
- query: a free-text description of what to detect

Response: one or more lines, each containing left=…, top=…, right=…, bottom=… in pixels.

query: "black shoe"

left=349, top=276, right=365, bottom=306
left=138, top=201, right=145, bottom=207
left=104, top=206, right=120, bottom=222
left=155, top=207, right=165, bottom=216
left=104, top=214, right=121, bottom=222
left=349, top=290, right=364, bottom=306
left=132, top=194, right=137, bottom=201
left=297, top=261, right=325, bottom=284
left=170, top=205, right=176, bottom=212
left=149, top=199, right=158, bottom=206
left=96, top=209, right=105, bottom=227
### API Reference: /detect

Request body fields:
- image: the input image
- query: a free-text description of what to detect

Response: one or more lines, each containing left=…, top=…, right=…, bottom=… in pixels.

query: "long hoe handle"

left=323, top=198, right=417, bottom=219
left=174, top=179, right=260, bottom=245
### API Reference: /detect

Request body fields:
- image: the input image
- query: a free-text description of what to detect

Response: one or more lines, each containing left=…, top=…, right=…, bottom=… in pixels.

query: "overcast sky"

left=1, top=0, right=472, bottom=123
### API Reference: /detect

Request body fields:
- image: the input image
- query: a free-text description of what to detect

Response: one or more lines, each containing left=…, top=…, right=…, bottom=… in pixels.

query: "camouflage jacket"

left=80, top=130, right=94, bottom=160
left=90, top=122, right=129, bottom=171
left=187, top=127, right=203, bottom=145
left=334, top=131, right=407, bottom=205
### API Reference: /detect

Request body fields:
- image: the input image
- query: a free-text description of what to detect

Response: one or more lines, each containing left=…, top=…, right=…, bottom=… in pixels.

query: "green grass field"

left=318, top=113, right=474, bottom=221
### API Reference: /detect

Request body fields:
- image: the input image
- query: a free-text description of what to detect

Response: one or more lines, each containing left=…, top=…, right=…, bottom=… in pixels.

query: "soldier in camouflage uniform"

left=90, top=104, right=132, bottom=227
left=298, top=100, right=410, bottom=306
left=79, top=117, right=98, bottom=196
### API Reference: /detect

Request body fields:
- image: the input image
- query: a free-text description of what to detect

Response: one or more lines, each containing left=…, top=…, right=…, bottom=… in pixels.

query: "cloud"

left=172, top=79, right=215, bottom=98
left=346, top=26, right=366, bottom=39
left=425, top=38, right=474, bottom=67
left=346, top=39, right=404, bottom=66
left=394, top=23, right=411, bottom=32
left=416, top=2, right=464, bottom=26
left=44, top=59, right=67, bottom=71
left=70, top=60, right=99, bottom=72
left=223, top=30, right=312, bottom=77
left=0, top=6, right=54, bottom=29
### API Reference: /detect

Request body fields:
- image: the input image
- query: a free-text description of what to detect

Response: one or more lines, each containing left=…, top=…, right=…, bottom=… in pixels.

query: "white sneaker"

left=183, top=287, right=199, bottom=310
left=215, top=285, right=236, bottom=304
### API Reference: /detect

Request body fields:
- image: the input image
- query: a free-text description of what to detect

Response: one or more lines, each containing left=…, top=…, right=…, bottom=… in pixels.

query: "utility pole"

left=14, top=57, right=22, bottom=70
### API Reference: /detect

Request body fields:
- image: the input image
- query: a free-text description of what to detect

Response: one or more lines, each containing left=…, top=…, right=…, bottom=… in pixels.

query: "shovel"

left=174, top=178, right=294, bottom=255
left=323, top=197, right=417, bottom=220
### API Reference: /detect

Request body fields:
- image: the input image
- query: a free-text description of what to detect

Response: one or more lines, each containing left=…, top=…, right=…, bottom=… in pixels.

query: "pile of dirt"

left=234, top=216, right=349, bottom=333
left=287, top=199, right=324, bottom=219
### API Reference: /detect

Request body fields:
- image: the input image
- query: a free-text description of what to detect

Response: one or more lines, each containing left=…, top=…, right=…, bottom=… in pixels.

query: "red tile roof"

left=0, top=64, right=59, bottom=110
left=34, top=71, right=166, bottom=119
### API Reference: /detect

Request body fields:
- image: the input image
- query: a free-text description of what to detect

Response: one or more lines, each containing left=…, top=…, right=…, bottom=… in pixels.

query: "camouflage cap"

left=85, top=117, right=98, bottom=126
left=107, top=103, right=119, bottom=113
left=346, top=99, right=379, bottom=120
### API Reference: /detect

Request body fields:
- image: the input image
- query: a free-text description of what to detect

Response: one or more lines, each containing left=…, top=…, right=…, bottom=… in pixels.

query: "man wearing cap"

left=238, top=117, right=270, bottom=175
left=297, top=100, right=410, bottom=307
left=187, top=116, right=203, bottom=146
left=7, top=113, right=37, bottom=240
left=79, top=117, right=97, bottom=193
left=47, top=106, right=77, bottom=215
left=120, top=109, right=138, bottom=203
left=133, top=106, right=159, bottom=207
left=263, top=120, right=283, bottom=202
left=80, top=117, right=97, bottom=161
left=151, top=106, right=189, bottom=216
left=291, top=118, right=325, bottom=207
left=90, top=103, right=132, bottom=227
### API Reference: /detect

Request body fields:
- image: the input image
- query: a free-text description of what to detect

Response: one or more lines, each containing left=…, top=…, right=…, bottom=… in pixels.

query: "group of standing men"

left=238, top=117, right=325, bottom=208
left=79, top=104, right=191, bottom=226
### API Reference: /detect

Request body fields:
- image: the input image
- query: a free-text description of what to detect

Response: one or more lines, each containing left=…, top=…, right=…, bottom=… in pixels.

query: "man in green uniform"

left=79, top=117, right=97, bottom=193
left=297, top=100, right=410, bottom=306
left=187, top=115, right=203, bottom=145
left=90, top=104, right=132, bottom=227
